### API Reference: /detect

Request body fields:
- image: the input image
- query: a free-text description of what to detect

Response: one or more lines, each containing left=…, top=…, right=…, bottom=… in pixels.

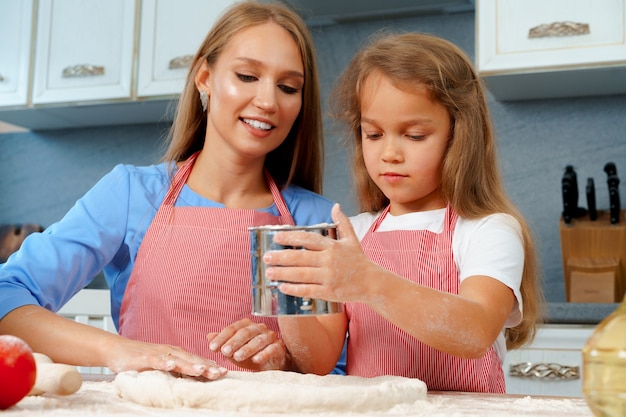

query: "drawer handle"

left=528, top=21, right=590, bottom=39
left=168, top=55, right=193, bottom=70
left=509, top=362, right=580, bottom=380
left=62, top=64, right=105, bottom=78
left=0, top=73, right=4, bottom=82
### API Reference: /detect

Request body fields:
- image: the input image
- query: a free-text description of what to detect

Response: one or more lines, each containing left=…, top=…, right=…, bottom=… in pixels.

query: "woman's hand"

left=263, top=204, right=381, bottom=304
left=207, top=318, right=290, bottom=371
left=106, top=337, right=228, bottom=380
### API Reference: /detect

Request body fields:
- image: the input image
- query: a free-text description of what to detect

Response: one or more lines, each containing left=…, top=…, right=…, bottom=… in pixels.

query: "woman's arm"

left=0, top=305, right=227, bottom=379
left=0, top=164, right=140, bottom=321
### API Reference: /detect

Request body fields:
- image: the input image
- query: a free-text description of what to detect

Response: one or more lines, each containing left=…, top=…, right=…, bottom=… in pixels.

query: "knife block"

left=560, top=209, right=626, bottom=303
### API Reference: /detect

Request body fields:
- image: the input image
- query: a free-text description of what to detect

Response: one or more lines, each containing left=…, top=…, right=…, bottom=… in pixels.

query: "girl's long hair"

left=161, top=1, right=324, bottom=193
left=331, top=31, right=544, bottom=349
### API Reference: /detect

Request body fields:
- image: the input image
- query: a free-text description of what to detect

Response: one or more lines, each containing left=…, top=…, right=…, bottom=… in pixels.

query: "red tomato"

left=0, top=335, right=37, bottom=409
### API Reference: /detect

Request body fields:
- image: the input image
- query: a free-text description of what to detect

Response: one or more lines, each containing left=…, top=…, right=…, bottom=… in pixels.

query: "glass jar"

left=582, top=295, right=626, bottom=417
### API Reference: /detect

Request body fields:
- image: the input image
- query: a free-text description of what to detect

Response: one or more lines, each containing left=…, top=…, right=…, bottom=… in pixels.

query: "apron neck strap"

left=163, top=152, right=295, bottom=224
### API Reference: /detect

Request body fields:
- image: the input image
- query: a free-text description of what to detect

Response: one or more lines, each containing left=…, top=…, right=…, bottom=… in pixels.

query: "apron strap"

left=161, top=151, right=295, bottom=224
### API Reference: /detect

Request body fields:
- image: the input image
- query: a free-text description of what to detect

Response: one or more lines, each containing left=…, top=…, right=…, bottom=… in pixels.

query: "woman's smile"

left=241, top=118, right=274, bottom=131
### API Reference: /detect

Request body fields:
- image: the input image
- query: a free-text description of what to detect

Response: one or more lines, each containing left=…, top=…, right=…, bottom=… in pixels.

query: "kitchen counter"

left=4, top=374, right=595, bottom=417
left=547, top=302, right=619, bottom=324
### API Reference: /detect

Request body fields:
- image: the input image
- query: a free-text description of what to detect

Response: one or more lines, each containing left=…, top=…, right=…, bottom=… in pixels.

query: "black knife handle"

left=562, top=165, right=578, bottom=224
left=604, top=162, right=621, bottom=224
left=586, top=177, right=597, bottom=221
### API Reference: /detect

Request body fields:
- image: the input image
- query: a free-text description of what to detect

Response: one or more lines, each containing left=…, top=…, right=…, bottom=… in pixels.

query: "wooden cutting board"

left=0, top=224, right=44, bottom=263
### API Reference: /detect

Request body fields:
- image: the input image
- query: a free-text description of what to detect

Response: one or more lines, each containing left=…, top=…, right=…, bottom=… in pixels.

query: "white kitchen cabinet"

left=504, top=324, right=595, bottom=397
left=476, top=0, right=626, bottom=100
left=136, top=0, right=236, bottom=97
left=0, top=0, right=34, bottom=107
left=0, top=0, right=239, bottom=130
left=31, top=0, right=136, bottom=105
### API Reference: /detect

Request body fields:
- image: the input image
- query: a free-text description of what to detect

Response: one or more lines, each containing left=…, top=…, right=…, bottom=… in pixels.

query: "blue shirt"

left=0, top=162, right=335, bottom=327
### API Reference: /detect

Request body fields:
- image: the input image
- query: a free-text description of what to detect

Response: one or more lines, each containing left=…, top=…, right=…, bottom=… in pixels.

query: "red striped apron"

left=119, top=152, right=294, bottom=369
left=345, top=205, right=505, bottom=393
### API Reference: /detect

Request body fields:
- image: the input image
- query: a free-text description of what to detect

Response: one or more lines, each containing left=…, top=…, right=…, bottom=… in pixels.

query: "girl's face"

left=360, top=73, right=451, bottom=215
left=197, top=22, right=304, bottom=163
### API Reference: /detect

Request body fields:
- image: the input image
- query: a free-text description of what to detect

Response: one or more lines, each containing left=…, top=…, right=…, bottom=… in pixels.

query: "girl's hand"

left=263, top=204, right=381, bottom=303
left=207, top=318, right=289, bottom=371
left=106, top=337, right=228, bottom=380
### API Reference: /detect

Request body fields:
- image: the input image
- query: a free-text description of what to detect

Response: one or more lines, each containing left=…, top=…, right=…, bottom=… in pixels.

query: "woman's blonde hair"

left=162, top=0, right=324, bottom=193
left=331, top=31, right=544, bottom=349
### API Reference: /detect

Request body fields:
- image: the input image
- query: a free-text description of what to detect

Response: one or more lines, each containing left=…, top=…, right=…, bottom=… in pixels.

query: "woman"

left=0, top=1, right=333, bottom=379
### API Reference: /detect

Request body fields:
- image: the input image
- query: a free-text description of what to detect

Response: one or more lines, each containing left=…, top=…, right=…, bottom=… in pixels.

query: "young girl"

left=266, top=32, right=544, bottom=393
left=0, top=1, right=333, bottom=379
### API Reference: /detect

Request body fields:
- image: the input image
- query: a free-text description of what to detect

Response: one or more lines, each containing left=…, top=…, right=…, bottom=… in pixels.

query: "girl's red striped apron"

left=119, top=152, right=294, bottom=369
left=345, top=205, right=505, bottom=393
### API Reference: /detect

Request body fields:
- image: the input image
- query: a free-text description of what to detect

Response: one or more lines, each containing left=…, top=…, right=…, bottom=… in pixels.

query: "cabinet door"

left=476, top=0, right=626, bottom=100
left=136, top=0, right=237, bottom=98
left=32, top=0, right=136, bottom=105
left=0, top=0, right=34, bottom=107
left=478, top=0, right=626, bottom=74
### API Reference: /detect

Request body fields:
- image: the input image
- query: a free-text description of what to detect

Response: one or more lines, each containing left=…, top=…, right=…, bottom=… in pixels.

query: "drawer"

left=503, top=324, right=595, bottom=397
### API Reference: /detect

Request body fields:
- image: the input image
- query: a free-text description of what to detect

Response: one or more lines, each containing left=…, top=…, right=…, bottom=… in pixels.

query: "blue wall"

left=1, top=11, right=625, bottom=302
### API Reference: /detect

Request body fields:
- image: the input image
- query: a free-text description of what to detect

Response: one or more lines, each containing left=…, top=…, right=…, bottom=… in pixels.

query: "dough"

left=114, top=370, right=427, bottom=414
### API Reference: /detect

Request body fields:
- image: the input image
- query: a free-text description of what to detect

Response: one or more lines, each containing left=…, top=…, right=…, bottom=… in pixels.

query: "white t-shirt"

left=350, top=208, right=524, bottom=362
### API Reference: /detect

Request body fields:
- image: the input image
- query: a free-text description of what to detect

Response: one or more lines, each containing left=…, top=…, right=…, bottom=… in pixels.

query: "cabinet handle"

left=509, top=362, right=580, bottom=380
left=528, top=21, right=590, bottom=38
left=0, top=73, right=4, bottom=82
left=62, top=64, right=105, bottom=78
left=168, top=55, right=193, bottom=70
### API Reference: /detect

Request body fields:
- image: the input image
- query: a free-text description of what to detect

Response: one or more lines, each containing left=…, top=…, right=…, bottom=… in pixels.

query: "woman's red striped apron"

left=119, top=152, right=294, bottom=369
left=345, top=205, right=505, bottom=393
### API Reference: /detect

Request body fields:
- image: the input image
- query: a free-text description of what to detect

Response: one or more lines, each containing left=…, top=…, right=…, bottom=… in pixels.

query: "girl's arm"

left=277, top=312, right=347, bottom=374
left=356, top=271, right=514, bottom=358
left=264, top=204, right=516, bottom=359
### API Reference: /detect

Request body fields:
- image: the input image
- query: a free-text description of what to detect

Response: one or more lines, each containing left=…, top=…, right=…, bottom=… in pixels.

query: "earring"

left=200, top=90, right=208, bottom=112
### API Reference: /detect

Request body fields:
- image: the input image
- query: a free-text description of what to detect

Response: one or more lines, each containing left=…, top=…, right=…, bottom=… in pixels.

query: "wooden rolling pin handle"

left=27, top=354, right=83, bottom=396
left=33, top=352, right=53, bottom=364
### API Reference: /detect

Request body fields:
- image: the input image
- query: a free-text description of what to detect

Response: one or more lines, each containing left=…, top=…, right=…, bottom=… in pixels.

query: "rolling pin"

left=27, top=353, right=83, bottom=396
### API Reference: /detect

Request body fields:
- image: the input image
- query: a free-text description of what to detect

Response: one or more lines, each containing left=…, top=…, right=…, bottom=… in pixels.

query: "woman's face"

left=197, top=22, right=304, bottom=163
left=360, top=72, right=451, bottom=215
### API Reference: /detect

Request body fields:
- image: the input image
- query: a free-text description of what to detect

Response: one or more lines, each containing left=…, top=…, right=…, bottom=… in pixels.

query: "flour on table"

left=113, top=370, right=428, bottom=414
